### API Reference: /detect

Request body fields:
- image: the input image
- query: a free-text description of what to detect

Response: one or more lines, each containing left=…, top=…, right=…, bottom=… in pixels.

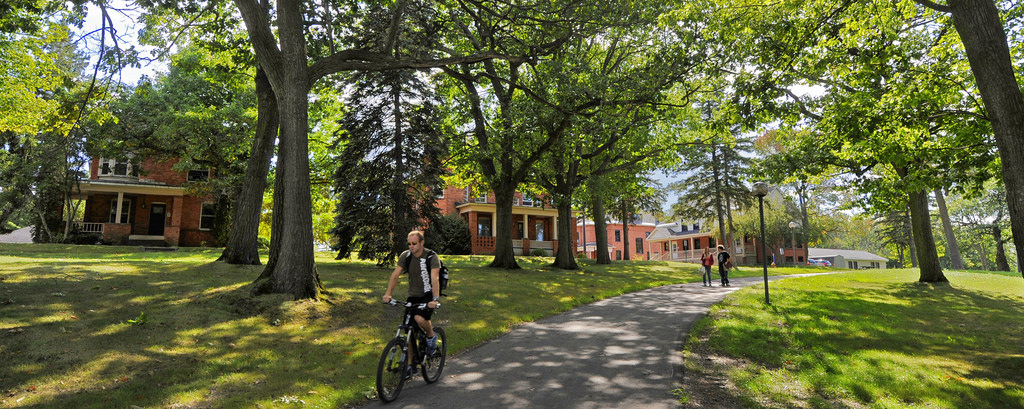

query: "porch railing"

left=73, top=222, right=103, bottom=233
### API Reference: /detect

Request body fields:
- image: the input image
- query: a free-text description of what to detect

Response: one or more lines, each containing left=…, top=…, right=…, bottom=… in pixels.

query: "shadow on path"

left=362, top=274, right=821, bottom=409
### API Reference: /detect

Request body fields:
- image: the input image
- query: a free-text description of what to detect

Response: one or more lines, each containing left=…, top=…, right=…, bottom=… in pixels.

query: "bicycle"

left=375, top=300, right=448, bottom=403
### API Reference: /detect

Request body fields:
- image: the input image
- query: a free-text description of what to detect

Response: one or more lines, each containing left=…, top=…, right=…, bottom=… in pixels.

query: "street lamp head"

left=752, top=181, right=769, bottom=197
left=789, top=221, right=797, bottom=229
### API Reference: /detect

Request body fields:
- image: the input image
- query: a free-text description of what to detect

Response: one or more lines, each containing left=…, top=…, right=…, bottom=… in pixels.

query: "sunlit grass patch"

left=684, top=269, right=1024, bottom=408
left=0, top=243, right=708, bottom=408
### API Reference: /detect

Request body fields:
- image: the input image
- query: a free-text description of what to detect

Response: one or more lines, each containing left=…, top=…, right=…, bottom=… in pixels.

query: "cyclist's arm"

left=428, top=266, right=440, bottom=308
left=383, top=265, right=402, bottom=303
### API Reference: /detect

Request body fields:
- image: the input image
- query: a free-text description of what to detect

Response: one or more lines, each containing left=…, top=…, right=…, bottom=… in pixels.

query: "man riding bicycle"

left=383, top=231, right=441, bottom=372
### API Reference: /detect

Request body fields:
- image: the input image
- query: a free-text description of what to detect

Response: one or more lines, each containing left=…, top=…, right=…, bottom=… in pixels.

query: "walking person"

left=699, top=247, right=715, bottom=286
left=716, top=244, right=732, bottom=286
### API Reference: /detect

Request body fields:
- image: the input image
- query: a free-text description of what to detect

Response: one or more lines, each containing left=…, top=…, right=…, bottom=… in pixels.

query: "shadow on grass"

left=696, top=277, right=1024, bottom=408
left=0, top=258, right=400, bottom=408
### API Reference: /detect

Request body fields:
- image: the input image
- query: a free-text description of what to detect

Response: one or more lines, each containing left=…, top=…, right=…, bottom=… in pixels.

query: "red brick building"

left=435, top=186, right=573, bottom=256
left=576, top=213, right=660, bottom=260
left=647, top=222, right=807, bottom=266
left=67, top=157, right=215, bottom=247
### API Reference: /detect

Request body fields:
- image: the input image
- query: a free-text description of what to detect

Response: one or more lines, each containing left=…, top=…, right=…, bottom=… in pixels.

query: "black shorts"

left=407, top=294, right=435, bottom=321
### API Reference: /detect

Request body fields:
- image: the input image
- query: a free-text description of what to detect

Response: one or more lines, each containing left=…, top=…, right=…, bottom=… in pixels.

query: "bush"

left=257, top=236, right=271, bottom=249
left=429, top=213, right=472, bottom=255
left=65, top=231, right=101, bottom=245
left=530, top=248, right=548, bottom=257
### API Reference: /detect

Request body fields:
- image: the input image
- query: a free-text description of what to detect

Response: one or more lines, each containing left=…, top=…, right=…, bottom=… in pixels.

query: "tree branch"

left=910, top=0, right=952, bottom=13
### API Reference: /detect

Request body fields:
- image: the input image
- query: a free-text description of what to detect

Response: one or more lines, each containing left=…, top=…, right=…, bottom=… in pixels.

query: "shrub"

left=430, top=213, right=472, bottom=255
left=530, top=248, right=548, bottom=257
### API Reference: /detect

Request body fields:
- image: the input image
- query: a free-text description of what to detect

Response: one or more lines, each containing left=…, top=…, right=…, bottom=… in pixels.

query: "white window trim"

left=99, top=157, right=136, bottom=177
left=109, top=198, right=132, bottom=223
left=199, top=203, right=216, bottom=231
left=522, top=197, right=534, bottom=206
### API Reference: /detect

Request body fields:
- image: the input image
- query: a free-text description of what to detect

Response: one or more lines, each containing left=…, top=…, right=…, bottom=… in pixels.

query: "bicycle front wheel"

left=376, top=337, right=408, bottom=403
left=421, top=327, right=447, bottom=383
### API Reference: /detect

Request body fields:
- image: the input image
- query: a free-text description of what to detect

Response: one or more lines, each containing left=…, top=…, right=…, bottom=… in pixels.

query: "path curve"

left=362, top=275, right=807, bottom=409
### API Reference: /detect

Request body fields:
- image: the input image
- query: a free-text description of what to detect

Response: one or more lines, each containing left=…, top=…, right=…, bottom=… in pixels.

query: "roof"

left=808, top=248, right=887, bottom=261
left=646, top=223, right=708, bottom=242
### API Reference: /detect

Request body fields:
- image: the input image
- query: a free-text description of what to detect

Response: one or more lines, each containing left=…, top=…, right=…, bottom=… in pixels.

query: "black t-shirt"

left=717, top=251, right=731, bottom=267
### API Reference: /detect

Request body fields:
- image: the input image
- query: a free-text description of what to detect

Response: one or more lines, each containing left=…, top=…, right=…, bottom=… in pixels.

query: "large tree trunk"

left=948, top=0, right=1024, bottom=277
left=245, top=1, right=322, bottom=299
left=488, top=184, right=520, bottom=269
left=553, top=198, right=578, bottom=269
left=909, top=190, right=947, bottom=282
left=219, top=67, right=278, bottom=265
left=994, top=225, right=1011, bottom=271
left=934, top=188, right=964, bottom=269
left=390, top=83, right=411, bottom=261
left=593, top=196, right=611, bottom=264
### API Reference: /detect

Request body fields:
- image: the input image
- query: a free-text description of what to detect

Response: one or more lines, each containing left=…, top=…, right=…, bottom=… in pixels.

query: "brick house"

left=576, top=212, right=659, bottom=260
left=435, top=186, right=574, bottom=256
left=647, top=221, right=807, bottom=266
left=67, top=156, right=215, bottom=247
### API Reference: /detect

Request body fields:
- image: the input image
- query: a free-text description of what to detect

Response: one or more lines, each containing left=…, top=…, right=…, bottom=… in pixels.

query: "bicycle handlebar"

left=383, top=299, right=440, bottom=309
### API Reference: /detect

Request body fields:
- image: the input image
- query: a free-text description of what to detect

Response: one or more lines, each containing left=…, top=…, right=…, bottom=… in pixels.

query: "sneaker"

left=405, top=365, right=415, bottom=380
left=425, top=335, right=438, bottom=356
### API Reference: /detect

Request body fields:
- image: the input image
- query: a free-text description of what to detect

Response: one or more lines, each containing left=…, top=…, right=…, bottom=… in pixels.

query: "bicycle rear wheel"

left=421, top=327, right=447, bottom=383
left=376, top=337, right=408, bottom=403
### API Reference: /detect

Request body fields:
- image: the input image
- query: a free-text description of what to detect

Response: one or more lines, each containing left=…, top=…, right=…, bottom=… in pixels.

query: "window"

left=848, top=261, right=859, bottom=269
left=99, top=158, right=136, bottom=177
left=478, top=217, right=492, bottom=237
left=109, top=199, right=132, bottom=223
left=437, top=189, right=445, bottom=199
left=522, top=197, right=534, bottom=206
left=615, top=250, right=622, bottom=260
left=663, top=242, right=669, bottom=251
left=614, top=230, right=621, bottom=242
left=512, top=196, right=520, bottom=206
left=680, top=223, right=688, bottom=232
left=475, top=193, right=487, bottom=203
left=682, top=239, right=690, bottom=251
left=636, top=238, right=643, bottom=254
left=187, top=169, right=210, bottom=182
left=692, top=223, right=699, bottom=231
left=200, top=203, right=216, bottom=230
left=694, top=238, right=702, bottom=250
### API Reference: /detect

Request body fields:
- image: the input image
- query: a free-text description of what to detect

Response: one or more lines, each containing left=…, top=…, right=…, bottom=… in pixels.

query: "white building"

left=808, top=248, right=888, bottom=269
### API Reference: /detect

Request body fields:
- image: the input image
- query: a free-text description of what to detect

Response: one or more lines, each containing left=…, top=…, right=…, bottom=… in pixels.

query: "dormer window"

left=99, top=158, right=137, bottom=177
left=522, top=197, right=534, bottom=207
left=187, top=169, right=210, bottom=182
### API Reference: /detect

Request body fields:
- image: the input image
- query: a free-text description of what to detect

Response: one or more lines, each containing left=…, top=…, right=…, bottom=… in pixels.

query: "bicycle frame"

left=387, top=300, right=435, bottom=365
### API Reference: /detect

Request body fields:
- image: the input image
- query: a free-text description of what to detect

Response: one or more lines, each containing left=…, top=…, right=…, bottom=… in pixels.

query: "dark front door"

left=148, top=204, right=166, bottom=235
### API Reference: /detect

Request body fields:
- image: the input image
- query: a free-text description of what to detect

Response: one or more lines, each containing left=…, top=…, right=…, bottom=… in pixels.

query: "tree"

left=933, top=188, right=965, bottom=269
left=911, top=0, right=1024, bottom=277
left=948, top=181, right=1014, bottom=271
left=329, top=69, right=446, bottom=265
left=230, top=0, right=543, bottom=298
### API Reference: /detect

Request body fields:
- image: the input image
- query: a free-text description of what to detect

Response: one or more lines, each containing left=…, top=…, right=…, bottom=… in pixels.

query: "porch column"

left=552, top=216, right=558, bottom=240
left=115, top=192, right=125, bottom=223
left=523, top=214, right=529, bottom=239
left=491, top=213, right=496, bottom=237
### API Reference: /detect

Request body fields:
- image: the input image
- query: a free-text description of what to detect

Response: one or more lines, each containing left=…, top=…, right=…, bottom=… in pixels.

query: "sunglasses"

left=408, top=241, right=420, bottom=246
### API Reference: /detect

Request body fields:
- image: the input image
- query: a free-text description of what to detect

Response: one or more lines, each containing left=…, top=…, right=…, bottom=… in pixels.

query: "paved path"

left=362, top=275, right=795, bottom=409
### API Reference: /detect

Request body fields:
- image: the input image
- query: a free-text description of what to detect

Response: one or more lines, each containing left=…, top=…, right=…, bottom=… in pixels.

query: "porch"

left=457, top=202, right=571, bottom=256
left=68, top=180, right=186, bottom=247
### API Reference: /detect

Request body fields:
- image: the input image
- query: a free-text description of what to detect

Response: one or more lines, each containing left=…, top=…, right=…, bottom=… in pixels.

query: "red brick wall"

left=89, top=157, right=189, bottom=186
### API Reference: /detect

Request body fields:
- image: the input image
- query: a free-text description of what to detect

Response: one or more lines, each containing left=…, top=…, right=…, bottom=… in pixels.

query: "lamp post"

left=789, top=221, right=797, bottom=267
left=753, top=182, right=770, bottom=305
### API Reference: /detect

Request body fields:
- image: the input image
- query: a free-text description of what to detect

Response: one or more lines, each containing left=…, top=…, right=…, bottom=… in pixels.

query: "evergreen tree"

left=329, top=68, right=446, bottom=265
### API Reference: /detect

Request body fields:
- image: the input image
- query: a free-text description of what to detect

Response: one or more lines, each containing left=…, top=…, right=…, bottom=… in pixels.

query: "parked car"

left=808, top=259, right=832, bottom=267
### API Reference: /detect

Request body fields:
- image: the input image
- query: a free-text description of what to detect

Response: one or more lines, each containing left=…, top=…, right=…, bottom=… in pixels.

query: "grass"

left=682, top=268, right=1024, bottom=409
left=2, top=243, right=808, bottom=408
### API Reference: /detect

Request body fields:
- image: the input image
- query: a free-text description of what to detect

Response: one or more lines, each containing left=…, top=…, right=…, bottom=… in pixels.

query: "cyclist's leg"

left=414, top=315, right=434, bottom=338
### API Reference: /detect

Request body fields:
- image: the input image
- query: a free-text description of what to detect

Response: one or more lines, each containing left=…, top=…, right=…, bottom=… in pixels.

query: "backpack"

left=404, top=249, right=450, bottom=296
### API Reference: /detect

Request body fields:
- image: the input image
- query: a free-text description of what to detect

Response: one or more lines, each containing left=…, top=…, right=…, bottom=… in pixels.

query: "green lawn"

left=1, top=243, right=759, bottom=408
left=682, top=269, right=1024, bottom=409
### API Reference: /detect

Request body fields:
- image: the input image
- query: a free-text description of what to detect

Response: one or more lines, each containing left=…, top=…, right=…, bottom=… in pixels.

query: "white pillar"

left=115, top=192, right=124, bottom=224
left=524, top=214, right=529, bottom=239
left=491, top=212, right=496, bottom=238
left=553, top=216, right=558, bottom=240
